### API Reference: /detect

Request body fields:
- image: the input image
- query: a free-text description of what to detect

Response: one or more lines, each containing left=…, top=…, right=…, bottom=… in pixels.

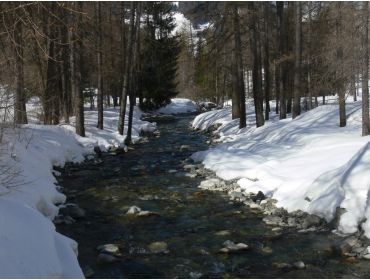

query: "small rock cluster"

left=126, top=206, right=160, bottom=217
left=54, top=203, right=85, bottom=225
left=96, top=243, right=121, bottom=264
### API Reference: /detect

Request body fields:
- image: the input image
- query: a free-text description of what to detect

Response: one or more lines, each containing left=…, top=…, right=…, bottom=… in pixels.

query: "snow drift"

left=0, top=102, right=155, bottom=278
left=157, top=98, right=198, bottom=115
left=192, top=98, right=370, bottom=237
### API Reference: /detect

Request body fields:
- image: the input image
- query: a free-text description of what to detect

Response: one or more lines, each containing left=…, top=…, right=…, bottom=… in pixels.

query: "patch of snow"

left=157, top=98, right=198, bottom=115
left=0, top=98, right=155, bottom=278
left=192, top=97, right=370, bottom=237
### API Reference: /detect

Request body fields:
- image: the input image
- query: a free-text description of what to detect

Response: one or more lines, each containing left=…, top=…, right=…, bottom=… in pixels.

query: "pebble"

left=97, top=244, right=120, bottom=255
left=273, top=262, right=292, bottom=269
left=219, top=240, right=249, bottom=253
left=293, top=261, right=306, bottom=269
left=148, top=241, right=169, bottom=254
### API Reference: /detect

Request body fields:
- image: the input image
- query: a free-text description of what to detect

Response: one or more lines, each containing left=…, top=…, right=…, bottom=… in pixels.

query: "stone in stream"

left=137, top=210, right=160, bottom=217
left=97, top=244, right=120, bottom=255
left=180, top=145, right=191, bottom=152
left=263, top=215, right=283, bottom=226
left=214, top=230, right=231, bottom=236
left=59, top=203, right=86, bottom=218
left=293, top=261, right=306, bottom=269
left=272, top=262, right=293, bottom=269
left=97, top=253, right=120, bottom=264
left=148, top=241, right=169, bottom=254
left=126, top=206, right=141, bottom=215
left=219, top=240, right=249, bottom=253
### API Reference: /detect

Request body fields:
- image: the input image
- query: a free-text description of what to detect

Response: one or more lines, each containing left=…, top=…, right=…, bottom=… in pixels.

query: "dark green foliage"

left=140, top=2, right=180, bottom=111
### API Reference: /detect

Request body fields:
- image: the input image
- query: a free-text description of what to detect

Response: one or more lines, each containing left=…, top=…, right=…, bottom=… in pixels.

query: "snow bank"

left=192, top=98, right=370, bottom=237
left=157, top=98, right=198, bottom=115
left=0, top=101, right=155, bottom=278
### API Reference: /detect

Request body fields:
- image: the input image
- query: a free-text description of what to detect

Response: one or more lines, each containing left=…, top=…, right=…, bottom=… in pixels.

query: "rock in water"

left=219, top=240, right=249, bottom=253
left=273, top=262, right=293, bottom=269
left=293, top=261, right=305, bottom=269
left=137, top=210, right=160, bottom=217
left=126, top=206, right=141, bottom=215
left=97, top=244, right=120, bottom=255
left=148, top=241, right=169, bottom=254
left=180, top=145, right=191, bottom=152
left=59, top=203, right=86, bottom=219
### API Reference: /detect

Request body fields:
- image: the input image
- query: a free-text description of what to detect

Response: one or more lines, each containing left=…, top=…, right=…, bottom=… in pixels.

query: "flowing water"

left=56, top=114, right=370, bottom=278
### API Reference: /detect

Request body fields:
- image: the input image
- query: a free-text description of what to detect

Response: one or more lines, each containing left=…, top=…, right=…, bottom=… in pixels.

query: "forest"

left=4, top=1, right=370, bottom=137
left=3, top=1, right=370, bottom=279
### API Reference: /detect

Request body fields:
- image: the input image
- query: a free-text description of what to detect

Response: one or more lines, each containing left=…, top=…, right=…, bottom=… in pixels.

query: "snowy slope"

left=0, top=101, right=155, bottom=278
left=192, top=97, right=370, bottom=237
left=157, top=98, right=198, bottom=114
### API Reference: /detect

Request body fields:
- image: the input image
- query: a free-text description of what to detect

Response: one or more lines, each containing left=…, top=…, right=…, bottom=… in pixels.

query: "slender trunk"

left=336, top=3, right=346, bottom=127
left=277, top=2, right=287, bottom=119
left=96, top=2, right=103, bottom=129
left=264, top=2, right=271, bottom=121
left=307, top=1, right=312, bottom=110
left=362, top=1, right=369, bottom=136
left=13, top=16, right=27, bottom=124
left=292, top=2, right=302, bottom=119
left=233, top=4, right=246, bottom=128
left=250, top=2, right=264, bottom=127
left=125, top=3, right=141, bottom=145
left=118, top=2, right=135, bottom=135
left=70, top=2, right=85, bottom=137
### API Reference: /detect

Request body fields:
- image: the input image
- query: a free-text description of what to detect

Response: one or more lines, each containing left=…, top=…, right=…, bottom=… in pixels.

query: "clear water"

left=56, top=114, right=370, bottom=278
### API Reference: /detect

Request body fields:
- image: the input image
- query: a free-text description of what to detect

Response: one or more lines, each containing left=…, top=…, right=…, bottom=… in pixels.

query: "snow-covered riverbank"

left=0, top=103, right=155, bottom=278
left=192, top=97, right=370, bottom=238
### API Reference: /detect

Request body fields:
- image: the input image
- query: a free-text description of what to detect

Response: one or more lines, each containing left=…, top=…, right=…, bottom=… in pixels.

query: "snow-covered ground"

left=0, top=99, right=155, bottom=278
left=192, top=96, right=370, bottom=237
left=157, top=98, right=198, bottom=115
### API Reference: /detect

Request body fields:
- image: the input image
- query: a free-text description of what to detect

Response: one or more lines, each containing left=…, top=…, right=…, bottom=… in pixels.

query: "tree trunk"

left=96, top=2, right=103, bottom=129
left=70, top=2, right=85, bottom=137
left=233, top=4, right=246, bottom=128
left=125, top=3, right=141, bottom=145
left=362, top=1, right=369, bottom=136
left=250, top=2, right=264, bottom=127
left=336, top=3, right=346, bottom=127
left=264, top=2, right=271, bottom=121
left=277, top=2, right=287, bottom=119
left=292, top=2, right=302, bottom=119
left=13, top=16, right=27, bottom=125
left=118, top=2, right=135, bottom=136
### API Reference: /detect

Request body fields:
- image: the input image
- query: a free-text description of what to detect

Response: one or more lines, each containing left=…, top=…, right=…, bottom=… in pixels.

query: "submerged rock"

left=273, top=262, right=292, bottom=269
left=126, top=206, right=141, bottom=215
left=59, top=203, right=86, bottom=219
left=293, top=261, right=306, bottom=269
left=97, top=244, right=120, bottom=255
left=148, top=241, right=169, bottom=254
left=219, top=240, right=249, bottom=253
left=180, top=145, right=191, bottom=152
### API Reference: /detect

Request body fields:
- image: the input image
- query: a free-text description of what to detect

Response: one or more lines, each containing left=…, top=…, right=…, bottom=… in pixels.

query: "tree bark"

left=125, top=3, right=141, bottom=145
left=277, top=2, right=287, bottom=119
left=250, top=2, right=264, bottom=127
left=233, top=4, right=246, bottom=128
left=292, top=2, right=302, bottom=119
left=263, top=2, right=271, bottom=121
left=118, top=2, right=135, bottom=136
left=96, top=2, right=104, bottom=129
left=13, top=14, right=27, bottom=125
left=336, top=3, right=346, bottom=127
left=70, top=2, right=85, bottom=137
left=362, top=1, right=369, bottom=136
